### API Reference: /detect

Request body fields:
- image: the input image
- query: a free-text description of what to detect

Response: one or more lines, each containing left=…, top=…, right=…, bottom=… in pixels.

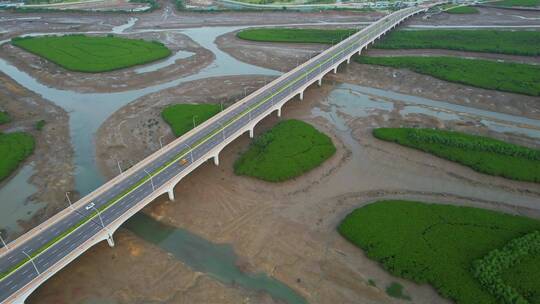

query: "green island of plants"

left=501, top=252, right=540, bottom=303
left=11, top=34, right=171, bottom=73
left=493, top=0, right=540, bottom=7
left=356, top=56, right=540, bottom=96
left=373, top=128, right=540, bottom=182
left=234, top=119, right=335, bottom=182
left=0, top=111, right=10, bottom=125
left=338, top=200, right=540, bottom=304
left=472, top=231, right=540, bottom=304
left=237, top=28, right=356, bottom=44
left=375, top=30, right=540, bottom=56
left=162, top=104, right=221, bottom=137
left=446, top=5, right=479, bottom=13
left=0, top=132, right=35, bottom=182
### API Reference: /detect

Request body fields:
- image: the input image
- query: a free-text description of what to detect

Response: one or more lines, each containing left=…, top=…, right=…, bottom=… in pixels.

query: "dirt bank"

left=0, top=31, right=214, bottom=93
left=0, top=72, right=74, bottom=240
left=28, top=230, right=270, bottom=304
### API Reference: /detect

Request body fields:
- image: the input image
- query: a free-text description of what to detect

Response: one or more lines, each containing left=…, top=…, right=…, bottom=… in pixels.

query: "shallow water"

left=318, top=83, right=540, bottom=139
left=0, top=25, right=279, bottom=235
left=124, top=213, right=307, bottom=304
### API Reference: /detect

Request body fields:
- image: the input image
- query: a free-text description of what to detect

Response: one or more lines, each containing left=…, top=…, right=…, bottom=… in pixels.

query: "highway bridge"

left=0, top=5, right=434, bottom=303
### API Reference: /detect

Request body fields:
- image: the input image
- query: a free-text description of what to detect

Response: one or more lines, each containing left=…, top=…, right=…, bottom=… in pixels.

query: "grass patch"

left=0, top=132, right=35, bottom=182
left=234, top=119, right=335, bottom=182
left=472, top=231, right=540, bottom=304
left=502, top=253, right=540, bottom=303
left=386, top=282, right=411, bottom=300
left=35, top=120, right=46, bottom=131
left=493, top=0, right=540, bottom=7
left=237, top=28, right=356, bottom=44
left=373, top=128, right=540, bottom=182
left=161, top=104, right=221, bottom=137
left=0, top=111, right=10, bottom=125
left=338, top=200, right=540, bottom=304
left=356, top=56, right=540, bottom=96
left=375, top=30, right=540, bottom=56
left=11, top=34, right=171, bottom=73
left=446, top=5, right=479, bottom=13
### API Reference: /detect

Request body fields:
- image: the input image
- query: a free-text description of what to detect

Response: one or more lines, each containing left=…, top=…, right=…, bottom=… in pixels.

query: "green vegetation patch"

left=162, top=104, right=221, bottom=137
left=338, top=200, right=540, bottom=304
left=375, top=30, right=540, bottom=56
left=373, top=128, right=540, bottom=182
left=234, top=119, right=336, bottom=182
left=502, top=253, right=540, bottom=304
left=472, top=231, right=540, bottom=304
left=237, top=28, right=355, bottom=44
left=0, top=132, right=35, bottom=182
left=35, top=120, right=46, bottom=131
left=0, top=111, right=10, bottom=125
left=493, top=0, right=540, bottom=7
left=11, top=34, right=171, bottom=73
left=386, top=282, right=411, bottom=300
left=446, top=6, right=479, bottom=13
left=356, top=56, right=540, bottom=96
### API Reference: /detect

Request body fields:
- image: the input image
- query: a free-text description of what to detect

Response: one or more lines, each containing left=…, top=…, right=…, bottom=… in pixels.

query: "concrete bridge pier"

left=106, top=234, right=115, bottom=247
left=333, top=66, right=338, bottom=74
left=317, top=78, right=322, bottom=86
left=299, top=90, right=304, bottom=100
left=167, top=187, right=175, bottom=201
left=277, top=107, right=282, bottom=117
left=213, top=154, right=220, bottom=166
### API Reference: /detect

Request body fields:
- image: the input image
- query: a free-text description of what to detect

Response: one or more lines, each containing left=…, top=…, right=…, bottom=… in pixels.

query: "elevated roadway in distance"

left=0, top=4, right=436, bottom=303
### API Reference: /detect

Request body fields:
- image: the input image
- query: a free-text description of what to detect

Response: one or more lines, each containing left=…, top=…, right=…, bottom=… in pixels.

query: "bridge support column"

left=333, top=66, right=338, bottom=74
left=168, top=188, right=175, bottom=201
left=214, top=154, right=220, bottom=166
left=317, top=78, right=322, bottom=86
left=347, top=56, right=351, bottom=64
left=299, top=91, right=304, bottom=101
left=107, top=234, right=115, bottom=247
left=358, top=48, right=362, bottom=55
left=249, top=128, right=254, bottom=138
left=277, top=107, right=282, bottom=118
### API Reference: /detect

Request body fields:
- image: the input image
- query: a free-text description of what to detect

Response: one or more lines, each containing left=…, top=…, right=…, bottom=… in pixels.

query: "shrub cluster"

left=373, top=128, right=540, bottom=182
left=472, top=231, right=540, bottom=304
left=0, top=132, right=35, bottom=182
left=356, top=56, right=540, bottom=96
left=234, top=119, right=335, bottom=182
left=406, top=128, right=540, bottom=161
left=338, top=200, right=540, bottom=304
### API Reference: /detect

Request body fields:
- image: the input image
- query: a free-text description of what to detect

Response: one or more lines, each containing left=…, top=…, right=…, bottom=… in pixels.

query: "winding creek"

left=1, top=18, right=540, bottom=304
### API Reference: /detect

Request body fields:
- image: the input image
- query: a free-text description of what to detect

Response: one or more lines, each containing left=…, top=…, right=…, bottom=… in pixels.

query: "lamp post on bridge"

left=0, top=232, right=9, bottom=250
left=22, top=251, right=39, bottom=275
left=159, top=135, right=165, bottom=149
left=116, top=160, right=123, bottom=175
left=181, top=143, right=194, bottom=163
left=91, top=206, right=106, bottom=231
left=143, top=169, right=155, bottom=191
left=192, top=115, right=198, bottom=129
left=65, top=192, right=74, bottom=211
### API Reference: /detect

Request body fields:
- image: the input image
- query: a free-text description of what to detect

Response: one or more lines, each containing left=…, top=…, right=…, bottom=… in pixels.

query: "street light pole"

left=192, top=116, right=198, bottom=129
left=216, top=122, right=226, bottom=140
left=116, top=160, right=123, bottom=175
left=91, top=206, right=106, bottom=230
left=182, top=143, right=194, bottom=163
left=220, top=101, right=224, bottom=112
left=143, top=169, right=155, bottom=191
left=22, top=251, right=39, bottom=275
left=0, top=232, right=8, bottom=250
left=65, top=192, right=74, bottom=210
left=159, top=135, right=165, bottom=149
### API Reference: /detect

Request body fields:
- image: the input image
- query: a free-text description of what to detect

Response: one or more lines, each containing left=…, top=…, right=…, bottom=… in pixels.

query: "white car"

left=85, top=202, right=95, bottom=210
